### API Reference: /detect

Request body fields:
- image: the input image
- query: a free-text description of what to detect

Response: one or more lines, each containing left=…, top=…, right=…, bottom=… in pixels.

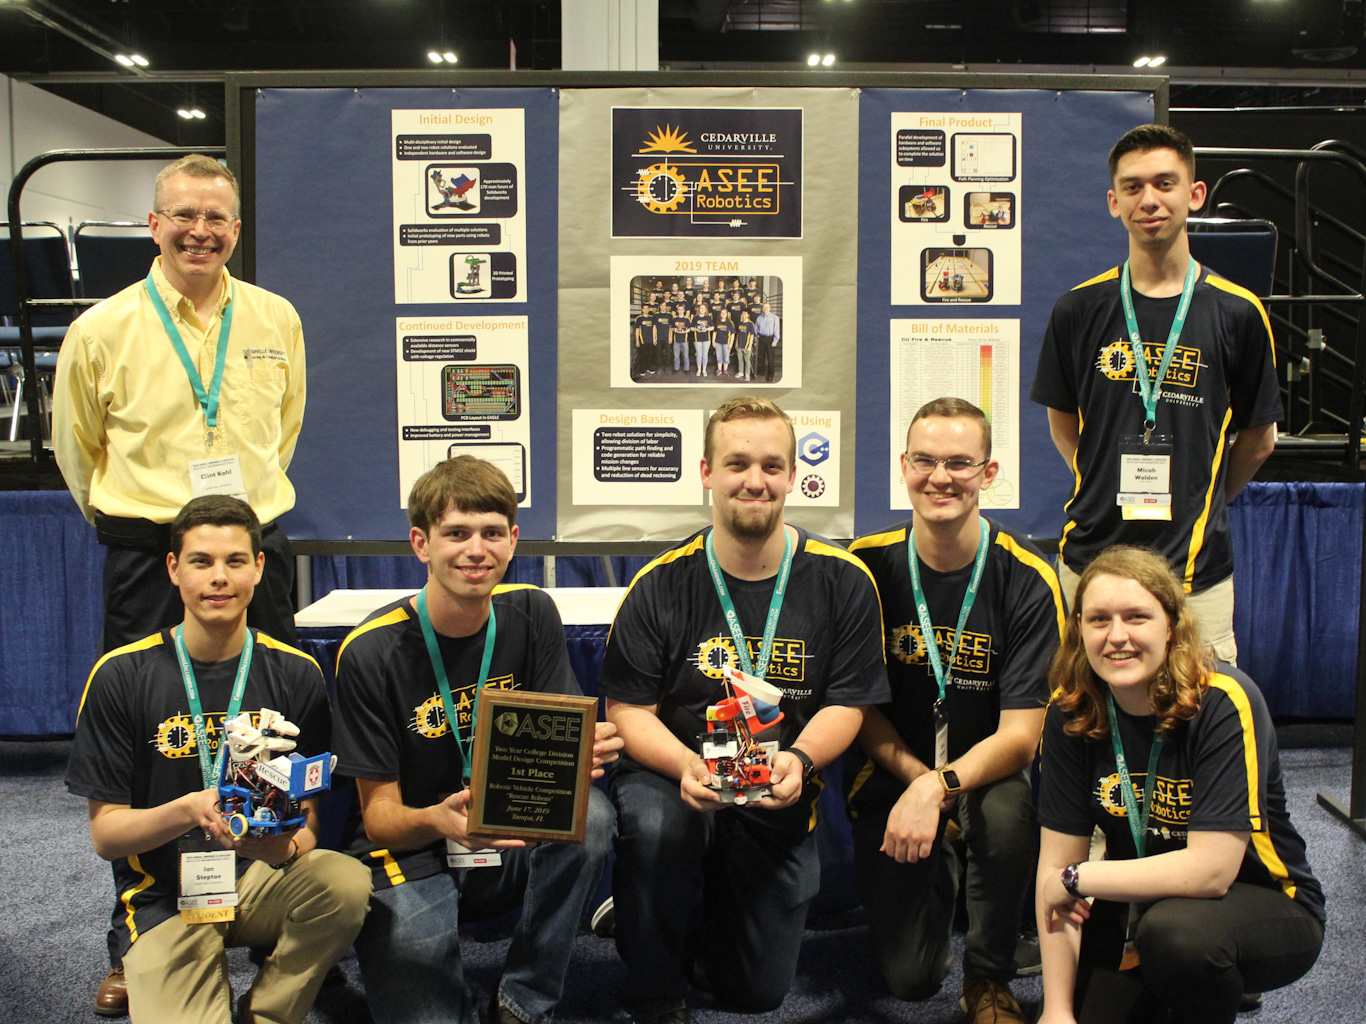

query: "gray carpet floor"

left=0, top=740, right=1358, bottom=1023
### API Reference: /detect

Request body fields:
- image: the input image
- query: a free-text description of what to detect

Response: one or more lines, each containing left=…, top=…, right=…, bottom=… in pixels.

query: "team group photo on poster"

left=609, top=256, right=804, bottom=389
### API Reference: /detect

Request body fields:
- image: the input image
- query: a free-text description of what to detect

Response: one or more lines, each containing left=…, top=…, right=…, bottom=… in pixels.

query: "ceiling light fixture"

left=822, top=53, right=836, bottom=66
left=192, top=109, right=206, bottom=119
left=807, top=53, right=820, bottom=66
left=1133, top=56, right=1152, bottom=67
left=130, top=54, right=148, bottom=66
left=427, top=51, right=442, bottom=63
left=442, top=51, right=458, bottom=63
left=1148, top=55, right=1167, bottom=67
left=177, top=108, right=193, bottom=119
left=114, top=54, right=134, bottom=67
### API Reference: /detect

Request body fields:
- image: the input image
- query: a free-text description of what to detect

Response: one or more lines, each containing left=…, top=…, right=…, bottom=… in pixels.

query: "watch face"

left=941, top=768, right=961, bottom=791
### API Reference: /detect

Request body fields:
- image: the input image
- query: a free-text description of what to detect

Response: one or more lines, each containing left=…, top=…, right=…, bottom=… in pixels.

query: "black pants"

left=756, top=336, right=777, bottom=380
left=1076, top=885, right=1324, bottom=1024
left=99, top=519, right=297, bottom=653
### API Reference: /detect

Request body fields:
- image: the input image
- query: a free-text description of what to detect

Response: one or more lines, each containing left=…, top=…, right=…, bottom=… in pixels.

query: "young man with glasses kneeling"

left=846, top=397, right=1066, bottom=1024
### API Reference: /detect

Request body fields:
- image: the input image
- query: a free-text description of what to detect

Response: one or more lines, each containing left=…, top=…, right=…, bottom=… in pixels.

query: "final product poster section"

left=890, top=112, right=1022, bottom=306
left=888, top=319, right=1020, bottom=511
left=396, top=317, right=531, bottom=507
left=392, top=108, right=526, bottom=303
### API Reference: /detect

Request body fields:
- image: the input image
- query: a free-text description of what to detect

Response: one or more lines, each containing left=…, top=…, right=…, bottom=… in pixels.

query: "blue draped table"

left=2, top=482, right=1360, bottom=735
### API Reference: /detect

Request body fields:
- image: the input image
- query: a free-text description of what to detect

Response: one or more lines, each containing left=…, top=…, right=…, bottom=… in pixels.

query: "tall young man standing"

left=600, top=397, right=887, bottom=1024
left=1031, top=124, right=1280, bottom=661
left=66, top=496, right=370, bottom=1024
left=847, top=398, right=1064, bottom=1024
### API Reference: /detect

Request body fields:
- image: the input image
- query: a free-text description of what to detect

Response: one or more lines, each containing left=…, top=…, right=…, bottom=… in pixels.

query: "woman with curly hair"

left=1035, top=546, right=1324, bottom=1024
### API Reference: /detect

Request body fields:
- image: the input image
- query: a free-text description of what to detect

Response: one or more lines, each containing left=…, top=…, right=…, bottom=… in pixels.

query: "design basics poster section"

left=571, top=408, right=705, bottom=506
left=396, top=316, right=530, bottom=506
left=890, top=112, right=1022, bottom=306
left=888, top=319, right=1020, bottom=510
left=392, top=108, right=526, bottom=303
left=611, top=107, right=803, bottom=239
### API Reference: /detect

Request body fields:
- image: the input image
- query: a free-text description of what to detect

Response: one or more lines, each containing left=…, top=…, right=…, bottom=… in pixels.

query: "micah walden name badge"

left=1117, top=436, right=1173, bottom=521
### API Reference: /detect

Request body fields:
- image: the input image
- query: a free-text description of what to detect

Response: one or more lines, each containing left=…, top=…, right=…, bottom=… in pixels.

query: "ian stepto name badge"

left=1117, top=436, right=1173, bottom=521
left=178, top=844, right=238, bottom=923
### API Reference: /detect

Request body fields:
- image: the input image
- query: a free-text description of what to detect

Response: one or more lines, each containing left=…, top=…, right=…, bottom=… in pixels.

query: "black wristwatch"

left=1061, top=862, right=1083, bottom=899
left=788, top=746, right=817, bottom=785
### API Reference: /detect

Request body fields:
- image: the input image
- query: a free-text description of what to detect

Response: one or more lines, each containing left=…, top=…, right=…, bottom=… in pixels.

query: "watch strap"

left=788, top=746, right=817, bottom=783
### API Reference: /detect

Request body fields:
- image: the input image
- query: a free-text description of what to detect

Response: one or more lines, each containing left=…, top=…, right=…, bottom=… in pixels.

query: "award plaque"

left=467, top=688, right=598, bottom=843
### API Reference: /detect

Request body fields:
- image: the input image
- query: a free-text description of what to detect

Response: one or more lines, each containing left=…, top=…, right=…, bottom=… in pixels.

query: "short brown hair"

left=703, top=396, right=796, bottom=465
left=407, top=455, right=518, bottom=534
left=170, top=495, right=261, bottom=558
left=154, top=154, right=240, bottom=216
left=1108, top=124, right=1196, bottom=182
left=907, top=396, right=991, bottom=459
left=1050, top=545, right=1211, bottom=740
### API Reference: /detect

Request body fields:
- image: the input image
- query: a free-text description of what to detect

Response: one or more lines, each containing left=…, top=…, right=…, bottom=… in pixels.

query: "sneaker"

left=1012, top=931, right=1041, bottom=977
left=590, top=896, right=616, bottom=937
left=1240, top=992, right=1265, bottom=1012
left=960, top=977, right=1026, bottom=1024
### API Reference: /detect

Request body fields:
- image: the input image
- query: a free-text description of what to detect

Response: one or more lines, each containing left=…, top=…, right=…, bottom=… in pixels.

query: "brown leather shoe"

left=94, top=967, right=129, bottom=1017
left=960, top=976, right=1026, bottom=1024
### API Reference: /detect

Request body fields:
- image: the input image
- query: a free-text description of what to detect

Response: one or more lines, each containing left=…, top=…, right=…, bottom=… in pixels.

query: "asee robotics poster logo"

left=612, top=107, right=803, bottom=238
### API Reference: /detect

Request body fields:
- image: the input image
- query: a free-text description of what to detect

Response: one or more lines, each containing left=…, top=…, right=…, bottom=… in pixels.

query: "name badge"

left=178, top=841, right=237, bottom=923
left=933, top=700, right=950, bottom=769
left=446, top=839, right=502, bottom=869
left=1117, top=436, right=1173, bottom=521
left=189, top=454, right=248, bottom=501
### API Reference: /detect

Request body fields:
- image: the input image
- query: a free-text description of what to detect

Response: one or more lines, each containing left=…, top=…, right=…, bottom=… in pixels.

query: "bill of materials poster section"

left=571, top=408, right=842, bottom=508
left=888, top=318, right=1020, bottom=511
left=396, top=316, right=531, bottom=508
left=609, top=255, right=804, bottom=389
left=392, top=108, right=526, bottom=303
left=890, top=111, right=1022, bottom=306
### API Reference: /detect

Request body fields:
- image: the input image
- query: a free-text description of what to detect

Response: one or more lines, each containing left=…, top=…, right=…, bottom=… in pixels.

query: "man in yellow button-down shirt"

left=55, top=154, right=305, bottom=657
left=54, top=154, right=308, bottom=1018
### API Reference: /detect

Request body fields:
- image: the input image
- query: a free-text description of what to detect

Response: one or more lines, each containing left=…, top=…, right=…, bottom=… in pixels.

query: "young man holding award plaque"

left=333, top=456, right=620, bottom=1024
left=600, top=397, right=888, bottom=1024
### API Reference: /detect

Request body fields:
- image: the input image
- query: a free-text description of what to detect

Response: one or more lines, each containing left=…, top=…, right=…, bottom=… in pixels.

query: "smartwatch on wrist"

left=1061, top=862, right=1083, bottom=899
left=936, top=765, right=962, bottom=796
left=788, top=747, right=817, bottom=785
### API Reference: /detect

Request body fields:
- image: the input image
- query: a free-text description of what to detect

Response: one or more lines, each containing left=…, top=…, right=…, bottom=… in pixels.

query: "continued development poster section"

left=609, top=255, right=803, bottom=388
left=396, top=316, right=531, bottom=506
left=570, top=407, right=842, bottom=509
left=392, top=108, right=527, bottom=303
left=888, top=319, right=1020, bottom=511
left=890, top=112, right=1022, bottom=306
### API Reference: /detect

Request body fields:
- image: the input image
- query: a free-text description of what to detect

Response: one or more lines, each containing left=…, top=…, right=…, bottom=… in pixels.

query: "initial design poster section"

left=890, top=112, right=1022, bottom=306
left=395, top=316, right=531, bottom=508
left=392, top=108, right=527, bottom=303
left=887, top=319, right=1020, bottom=511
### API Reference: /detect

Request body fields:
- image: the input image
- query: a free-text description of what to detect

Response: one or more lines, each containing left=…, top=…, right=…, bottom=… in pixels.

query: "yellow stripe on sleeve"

left=76, top=633, right=165, bottom=721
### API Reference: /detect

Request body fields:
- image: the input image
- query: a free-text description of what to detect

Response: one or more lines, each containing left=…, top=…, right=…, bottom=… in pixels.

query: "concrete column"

left=561, top=0, right=659, bottom=71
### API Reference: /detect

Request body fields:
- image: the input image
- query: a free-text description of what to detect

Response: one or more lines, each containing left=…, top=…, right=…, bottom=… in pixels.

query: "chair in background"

left=73, top=221, right=159, bottom=300
left=0, top=222, right=74, bottom=441
left=1188, top=217, right=1279, bottom=297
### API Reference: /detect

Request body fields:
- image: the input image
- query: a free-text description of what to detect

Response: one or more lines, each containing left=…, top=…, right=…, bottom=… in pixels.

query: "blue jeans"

left=354, top=788, right=613, bottom=1024
left=611, top=762, right=820, bottom=1021
left=672, top=340, right=690, bottom=371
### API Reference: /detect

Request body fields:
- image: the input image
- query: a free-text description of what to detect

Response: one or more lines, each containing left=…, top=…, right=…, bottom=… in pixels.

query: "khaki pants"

left=1056, top=560, right=1238, bottom=665
left=122, top=850, right=371, bottom=1024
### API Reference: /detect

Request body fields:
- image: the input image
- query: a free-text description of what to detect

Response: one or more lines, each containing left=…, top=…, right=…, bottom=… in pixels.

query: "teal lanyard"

left=144, top=272, right=235, bottom=444
left=172, top=625, right=254, bottom=789
left=1105, top=691, right=1166, bottom=857
left=907, top=518, right=990, bottom=705
left=1119, top=258, right=1198, bottom=437
left=414, top=588, right=498, bottom=785
left=704, top=527, right=794, bottom=681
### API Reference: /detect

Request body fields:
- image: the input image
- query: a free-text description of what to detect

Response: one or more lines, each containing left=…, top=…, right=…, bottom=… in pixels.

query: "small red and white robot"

left=699, top=667, right=786, bottom=806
